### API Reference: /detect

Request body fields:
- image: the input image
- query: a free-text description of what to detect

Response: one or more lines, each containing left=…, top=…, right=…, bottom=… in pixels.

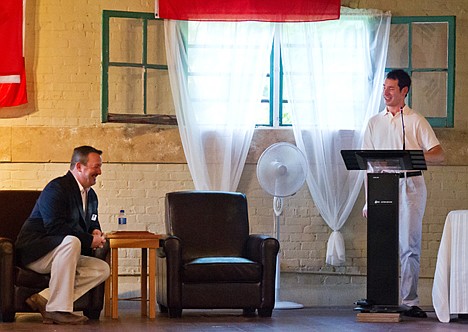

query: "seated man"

left=15, top=145, right=110, bottom=325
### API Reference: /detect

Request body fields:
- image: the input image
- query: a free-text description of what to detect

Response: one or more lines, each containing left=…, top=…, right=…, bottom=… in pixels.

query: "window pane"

left=188, top=75, right=229, bottom=101
left=282, top=102, right=292, bottom=125
left=108, top=66, right=143, bottom=114
left=386, top=24, right=409, bottom=68
left=255, top=75, right=271, bottom=125
left=412, top=22, right=448, bottom=69
left=255, top=102, right=270, bottom=125
left=146, top=69, right=175, bottom=116
left=147, top=20, right=166, bottom=65
left=282, top=82, right=291, bottom=125
left=109, top=18, right=143, bottom=63
left=412, top=71, right=447, bottom=118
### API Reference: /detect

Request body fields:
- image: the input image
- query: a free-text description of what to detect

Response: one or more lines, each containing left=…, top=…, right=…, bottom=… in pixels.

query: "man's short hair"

left=386, top=69, right=411, bottom=92
left=70, top=146, right=102, bottom=169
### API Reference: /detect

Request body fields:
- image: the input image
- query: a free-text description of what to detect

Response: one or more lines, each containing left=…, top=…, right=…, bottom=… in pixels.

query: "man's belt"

left=399, top=171, right=423, bottom=178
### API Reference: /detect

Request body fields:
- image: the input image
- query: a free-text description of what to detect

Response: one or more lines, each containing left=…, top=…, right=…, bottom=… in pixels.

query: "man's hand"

left=91, top=230, right=106, bottom=249
left=425, top=145, right=444, bottom=165
left=362, top=203, right=368, bottom=218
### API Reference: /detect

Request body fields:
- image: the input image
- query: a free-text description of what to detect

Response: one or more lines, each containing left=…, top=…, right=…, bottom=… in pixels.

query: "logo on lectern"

left=374, top=200, right=393, bottom=204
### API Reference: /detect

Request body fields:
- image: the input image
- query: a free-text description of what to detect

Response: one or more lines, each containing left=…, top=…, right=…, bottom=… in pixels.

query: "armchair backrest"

left=165, top=191, right=250, bottom=262
left=0, top=191, right=40, bottom=240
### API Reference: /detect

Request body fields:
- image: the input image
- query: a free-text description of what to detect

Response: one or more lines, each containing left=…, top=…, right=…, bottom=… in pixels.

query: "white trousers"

left=26, top=235, right=110, bottom=312
left=399, top=176, right=427, bottom=307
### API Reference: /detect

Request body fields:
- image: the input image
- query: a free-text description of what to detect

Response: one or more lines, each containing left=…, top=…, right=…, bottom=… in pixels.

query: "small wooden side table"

left=104, top=231, right=162, bottom=319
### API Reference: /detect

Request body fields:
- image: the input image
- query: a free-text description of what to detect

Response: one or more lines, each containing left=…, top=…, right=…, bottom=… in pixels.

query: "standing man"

left=362, top=70, right=444, bottom=318
left=15, top=146, right=110, bottom=325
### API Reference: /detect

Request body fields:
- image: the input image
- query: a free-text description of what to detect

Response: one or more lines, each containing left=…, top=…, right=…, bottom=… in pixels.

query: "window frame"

left=101, top=10, right=177, bottom=125
left=387, top=16, right=456, bottom=128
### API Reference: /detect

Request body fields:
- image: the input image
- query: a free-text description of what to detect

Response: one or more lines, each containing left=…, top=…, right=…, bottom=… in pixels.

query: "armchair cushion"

left=183, top=257, right=261, bottom=283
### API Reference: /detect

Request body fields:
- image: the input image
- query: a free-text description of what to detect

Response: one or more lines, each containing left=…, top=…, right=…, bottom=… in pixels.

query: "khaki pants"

left=399, top=176, right=427, bottom=307
left=26, top=235, right=110, bottom=312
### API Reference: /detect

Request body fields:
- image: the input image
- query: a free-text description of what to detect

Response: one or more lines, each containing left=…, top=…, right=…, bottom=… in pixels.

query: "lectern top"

left=340, top=150, right=427, bottom=171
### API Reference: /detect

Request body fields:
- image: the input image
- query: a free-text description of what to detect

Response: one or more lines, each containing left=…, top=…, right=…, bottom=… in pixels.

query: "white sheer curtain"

left=281, top=8, right=391, bottom=265
left=164, top=20, right=274, bottom=191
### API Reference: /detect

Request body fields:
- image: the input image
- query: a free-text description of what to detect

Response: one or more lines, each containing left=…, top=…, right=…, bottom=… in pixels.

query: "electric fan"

left=256, top=142, right=308, bottom=309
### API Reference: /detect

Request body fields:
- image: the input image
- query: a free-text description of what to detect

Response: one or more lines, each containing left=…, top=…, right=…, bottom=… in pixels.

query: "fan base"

left=274, top=301, right=304, bottom=310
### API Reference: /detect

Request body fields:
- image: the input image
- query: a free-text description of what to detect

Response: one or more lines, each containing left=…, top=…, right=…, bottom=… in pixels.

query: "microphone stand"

left=400, top=106, right=405, bottom=150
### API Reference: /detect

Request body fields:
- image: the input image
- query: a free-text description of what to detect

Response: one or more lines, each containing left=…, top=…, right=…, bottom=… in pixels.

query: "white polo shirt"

left=363, top=105, right=440, bottom=151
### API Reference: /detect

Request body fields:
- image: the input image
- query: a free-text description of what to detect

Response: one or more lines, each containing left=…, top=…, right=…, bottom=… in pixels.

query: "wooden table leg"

left=141, top=248, right=147, bottom=317
left=104, top=274, right=111, bottom=317
left=104, top=247, right=111, bottom=317
left=111, top=247, right=119, bottom=319
left=149, top=248, right=156, bottom=319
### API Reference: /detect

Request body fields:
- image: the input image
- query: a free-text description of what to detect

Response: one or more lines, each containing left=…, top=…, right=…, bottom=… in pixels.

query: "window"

left=386, top=16, right=455, bottom=128
left=261, top=16, right=455, bottom=128
left=101, top=11, right=176, bottom=125
left=257, top=31, right=291, bottom=127
left=101, top=13, right=455, bottom=128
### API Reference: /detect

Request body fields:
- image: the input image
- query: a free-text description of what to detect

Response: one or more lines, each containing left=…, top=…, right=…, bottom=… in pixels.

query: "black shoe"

left=403, top=306, right=427, bottom=318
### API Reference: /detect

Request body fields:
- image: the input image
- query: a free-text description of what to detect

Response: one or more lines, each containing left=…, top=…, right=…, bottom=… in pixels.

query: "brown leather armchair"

left=0, top=190, right=108, bottom=322
left=157, top=191, right=280, bottom=318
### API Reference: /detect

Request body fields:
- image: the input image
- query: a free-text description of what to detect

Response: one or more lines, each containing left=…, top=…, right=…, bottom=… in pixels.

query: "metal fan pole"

left=273, top=197, right=304, bottom=310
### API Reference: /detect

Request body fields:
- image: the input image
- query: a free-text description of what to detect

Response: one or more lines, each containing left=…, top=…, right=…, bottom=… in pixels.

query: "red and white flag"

left=0, top=0, right=27, bottom=107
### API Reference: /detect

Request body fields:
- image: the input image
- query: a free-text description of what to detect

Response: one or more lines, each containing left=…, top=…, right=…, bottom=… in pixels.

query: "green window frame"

left=386, top=16, right=456, bottom=128
left=257, top=34, right=290, bottom=128
left=258, top=43, right=287, bottom=127
left=101, top=10, right=176, bottom=125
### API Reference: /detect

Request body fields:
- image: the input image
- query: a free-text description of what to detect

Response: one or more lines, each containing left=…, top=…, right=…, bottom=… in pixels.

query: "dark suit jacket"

left=15, top=171, right=101, bottom=266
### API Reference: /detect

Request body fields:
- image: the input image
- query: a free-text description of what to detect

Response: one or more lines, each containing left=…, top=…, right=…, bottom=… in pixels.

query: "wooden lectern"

left=341, top=150, right=426, bottom=313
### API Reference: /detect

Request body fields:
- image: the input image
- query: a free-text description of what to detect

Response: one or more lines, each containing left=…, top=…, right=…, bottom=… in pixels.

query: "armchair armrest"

left=0, top=237, right=15, bottom=283
left=245, top=234, right=279, bottom=264
left=158, top=235, right=181, bottom=260
left=156, top=235, right=170, bottom=258
left=244, top=234, right=279, bottom=310
left=0, top=237, right=15, bottom=319
left=0, top=237, right=14, bottom=258
left=157, top=235, right=182, bottom=308
left=159, top=235, right=182, bottom=275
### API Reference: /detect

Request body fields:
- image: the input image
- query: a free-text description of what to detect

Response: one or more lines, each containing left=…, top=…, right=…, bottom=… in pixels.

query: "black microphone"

left=400, top=106, right=405, bottom=150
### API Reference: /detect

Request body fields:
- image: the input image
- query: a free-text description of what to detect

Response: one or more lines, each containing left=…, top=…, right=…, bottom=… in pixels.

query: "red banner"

left=0, top=0, right=23, bottom=75
left=0, top=0, right=27, bottom=107
left=157, top=0, right=340, bottom=22
left=0, top=58, right=28, bottom=107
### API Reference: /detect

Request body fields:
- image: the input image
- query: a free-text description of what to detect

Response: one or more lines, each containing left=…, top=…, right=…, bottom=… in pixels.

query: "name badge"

left=91, top=214, right=97, bottom=221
